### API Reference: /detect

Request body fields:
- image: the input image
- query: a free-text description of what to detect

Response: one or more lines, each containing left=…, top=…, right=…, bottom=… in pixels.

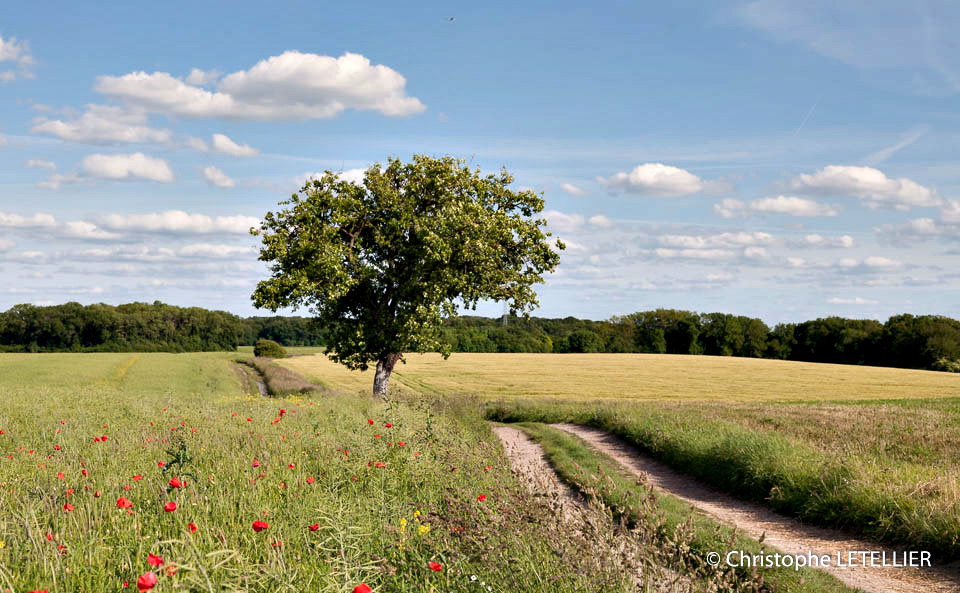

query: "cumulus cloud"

left=0, top=34, right=34, bottom=81
left=202, top=165, right=236, bottom=188
left=0, top=238, right=13, bottom=252
left=833, top=256, right=903, bottom=273
left=184, top=68, right=220, bottom=86
left=211, top=133, right=258, bottom=157
left=714, top=196, right=837, bottom=217
left=62, top=221, right=121, bottom=240
left=588, top=214, right=613, bottom=228
left=657, top=231, right=773, bottom=249
left=560, top=182, right=586, bottom=196
left=81, top=152, right=174, bottom=183
left=542, top=210, right=586, bottom=232
left=32, top=105, right=172, bottom=144
left=176, top=243, right=256, bottom=259
left=36, top=173, right=84, bottom=191
left=97, top=210, right=259, bottom=234
left=743, top=246, right=768, bottom=260
left=0, top=211, right=57, bottom=228
left=185, top=136, right=209, bottom=152
left=800, top=234, right=854, bottom=248
left=597, top=163, right=706, bottom=196
left=790, top=165, right=941, bottom=209
left=827, top=296, right=879, bottom=305
left=95, top=51, right=426, bottom=121
left=749, top=195, right=839, bottom=217
left=654, top=248, right=736, bottom=260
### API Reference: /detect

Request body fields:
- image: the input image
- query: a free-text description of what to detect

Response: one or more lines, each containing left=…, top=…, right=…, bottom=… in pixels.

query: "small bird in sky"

left=448, top=17, right=455, bottom=22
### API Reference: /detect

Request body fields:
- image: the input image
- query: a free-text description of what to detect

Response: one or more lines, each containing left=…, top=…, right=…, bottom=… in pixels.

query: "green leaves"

left=251, top=155, right=563, bottom=378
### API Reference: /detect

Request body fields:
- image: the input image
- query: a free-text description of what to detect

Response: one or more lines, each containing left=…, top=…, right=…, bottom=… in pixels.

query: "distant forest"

left=1, top=302, right=958, bottom=373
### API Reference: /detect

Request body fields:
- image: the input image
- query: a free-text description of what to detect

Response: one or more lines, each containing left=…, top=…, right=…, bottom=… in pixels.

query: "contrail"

left=792, top=95, right=822, bottom=137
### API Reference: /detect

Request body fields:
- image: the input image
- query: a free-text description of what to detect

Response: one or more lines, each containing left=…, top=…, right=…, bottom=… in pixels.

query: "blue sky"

left=1, top=0, right=959, bottom=324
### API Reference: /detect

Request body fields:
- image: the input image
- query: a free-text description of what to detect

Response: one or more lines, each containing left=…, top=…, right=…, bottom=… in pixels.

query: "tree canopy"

left=250, top=154, right=563, bottom=396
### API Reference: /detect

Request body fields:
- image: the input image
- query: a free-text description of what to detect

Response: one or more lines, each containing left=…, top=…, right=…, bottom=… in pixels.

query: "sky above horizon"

left=1, top=0, right=959, bottom=324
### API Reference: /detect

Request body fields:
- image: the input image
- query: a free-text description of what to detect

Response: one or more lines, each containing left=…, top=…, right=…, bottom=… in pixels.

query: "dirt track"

left=552, top=423, right=960, bottom=593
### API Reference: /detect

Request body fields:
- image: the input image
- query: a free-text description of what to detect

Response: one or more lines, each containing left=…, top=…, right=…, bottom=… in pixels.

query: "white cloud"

left=0, top=238, right=13, bottom=252
left=32, top=105, right=172, bottom=144
left=36, top=173, right=84, bottom=191
left=658, top=231, right=773, bottom=249
left=864, top=256, right=901, bottom=269
left=81, top=152, right=174, bottom=183
left=748, top=195, right=838, bottom=217
left=560, top=182, right=586, bottom=196
left=654, top=248, right=736, bottom=260
left=597, top=163, right=705, bottom=196
left=95, top=51, right=426, bottom=121
left=827, top=297, right=879, bottom=305
left=177, top=243, right=256, bottom=259
left=941, top=200, right=960, bottom=223
left=0, top=211, right=57, bottom=228
left=98, top=210, right=259, bottom=234
left=787, top=257, right=806, bottom=268
left=714, top=198, right=744, bottom=219
left=202, top=165, right=236, bottom=188
left=801, top=234, right=854, bottom=248
left=743, top=246, right=768, bottom=260
left=185, top=136, right=209, bottom=152
left=211, top=133, right=259, bottom=157
left=790, top=165, right=941, bottom=209
left=62, top=221, right=122, bottom=240
left=184, top=68, right=220, bottom=86
left=543, top=210, right=586, bottom=233
left=26, top=159, right=56, bottom=170
left=587, top=214, right=613, bottom=228
left=0, top=34, right=34, bottom=81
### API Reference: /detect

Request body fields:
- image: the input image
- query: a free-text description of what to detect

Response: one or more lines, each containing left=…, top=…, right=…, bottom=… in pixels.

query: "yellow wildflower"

left=418, top=524, right=430, bottom=536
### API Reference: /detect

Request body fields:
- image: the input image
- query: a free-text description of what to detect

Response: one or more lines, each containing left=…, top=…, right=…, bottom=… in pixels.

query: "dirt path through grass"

left=492, top=425, right=587, bottom=521
left=553, top=423, right=960, bottom=593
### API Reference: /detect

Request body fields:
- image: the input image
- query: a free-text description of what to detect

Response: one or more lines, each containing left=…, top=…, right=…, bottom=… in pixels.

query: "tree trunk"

left=372, top=353, right=401, bottom=399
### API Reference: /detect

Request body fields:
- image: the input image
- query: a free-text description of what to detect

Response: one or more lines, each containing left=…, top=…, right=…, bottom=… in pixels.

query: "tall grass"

left=242, top=356, right=324, bottom=397
left=485, top=399, right=960, bottom=561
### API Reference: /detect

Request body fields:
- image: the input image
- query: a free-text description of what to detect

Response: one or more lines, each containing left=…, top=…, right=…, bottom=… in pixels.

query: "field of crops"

left=279, top=351, right=960, bottom=401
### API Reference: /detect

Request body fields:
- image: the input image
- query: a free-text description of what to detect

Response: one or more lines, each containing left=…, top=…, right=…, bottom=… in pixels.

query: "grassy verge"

left=1, top=352, right=729, bottom=592
left=513, top=422, right=856, bottom=593
left=485, top=399, right=960, bottom=562
left=241, top=356, right=325, bottom=396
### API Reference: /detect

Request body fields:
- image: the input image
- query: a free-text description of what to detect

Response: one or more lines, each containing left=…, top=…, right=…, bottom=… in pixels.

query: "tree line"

left=0, top=302, right=320, bottom=353
left=1, top=302, right=958, bottom=372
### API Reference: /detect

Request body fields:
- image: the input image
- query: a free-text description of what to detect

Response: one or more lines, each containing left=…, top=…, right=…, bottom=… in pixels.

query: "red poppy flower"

left=101, top=436, right=108, bottom=441
left=156, top=462, right=165, bottom=468
left=385, top=422, right=392, bottom=428
left=288, top=463, right=295, bottom=469
left=54, top=444, right=60, bottom=451
left=246, top=418, right=252, bottom=422
left=57, top=472, right=64, bottom=480
left=168, top=477, right=183, bottom=488
left=367, top=419, right=374, bottom=425
left=94, top=490, right=101, bottom=498
left=117, top=496, right=133, bottom=508
left=252, top=458, right=261, bottom=468
left=63, top=502, right=74, bottom=511
left=308, top=523, right=320, bottom=531
left=306, top=476, right=315, bottom=484
left=353, top=585, right=372, bottom=593
left=163, top=501, right=177, bottom=512
left=477, top=494, right=486, bottom=502
left=375, top=461, right=386, bottom=468
left=136, top=571, right=158, bottom=592
left=188, top=523, right=198, bottom=533
left=279, top=409, right=286, bottom=416
left=397, top=441, right=406, bottom=447
left=252, top=520, right=269, bottom=532
left=147, top=553, right=164, bottom=567
left=374, top=434, right=381, bottom=439
left=428, top=561, right=442, bottom=572
left=81, top=468, right=88, bottom=476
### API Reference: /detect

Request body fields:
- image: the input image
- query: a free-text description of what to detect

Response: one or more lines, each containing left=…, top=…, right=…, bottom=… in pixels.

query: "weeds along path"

left=552, top=423, right=960, bottom=593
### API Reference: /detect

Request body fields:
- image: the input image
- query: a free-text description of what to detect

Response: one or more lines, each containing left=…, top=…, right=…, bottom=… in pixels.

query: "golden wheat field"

left=278, top=352, right=960, bottom=401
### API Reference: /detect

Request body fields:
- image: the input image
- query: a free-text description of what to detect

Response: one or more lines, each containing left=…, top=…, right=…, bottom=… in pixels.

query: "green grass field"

left=2, top=351, right=814, bottom=593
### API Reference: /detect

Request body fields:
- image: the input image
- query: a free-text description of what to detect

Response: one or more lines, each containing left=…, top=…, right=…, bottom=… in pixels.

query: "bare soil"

left=553, top=423, right=960, bottom=593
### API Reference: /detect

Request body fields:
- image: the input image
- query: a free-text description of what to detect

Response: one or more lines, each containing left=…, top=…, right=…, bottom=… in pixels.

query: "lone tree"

left=251, top=155, right=563, bottom=397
